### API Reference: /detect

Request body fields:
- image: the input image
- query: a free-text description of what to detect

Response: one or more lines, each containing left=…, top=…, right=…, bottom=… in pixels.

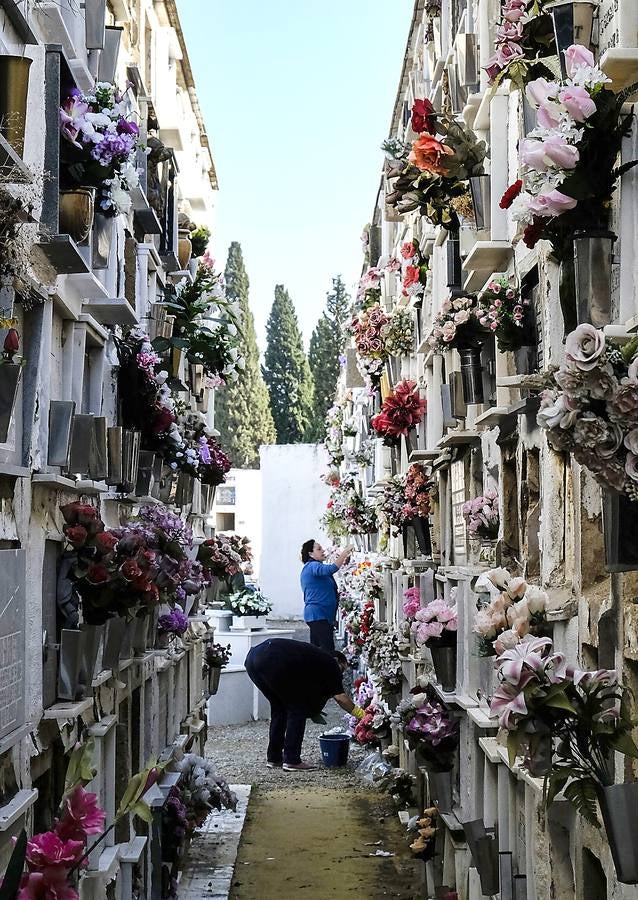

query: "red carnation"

left=411, top=98, right=436, bottom=134
left=64, top=524, right=88, bottom=547
left=499, top=179, right=523, bottom=209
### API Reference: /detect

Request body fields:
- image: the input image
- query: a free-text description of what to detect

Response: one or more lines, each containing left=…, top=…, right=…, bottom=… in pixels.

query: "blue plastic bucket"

left=319, top=733, right=350, bottom=767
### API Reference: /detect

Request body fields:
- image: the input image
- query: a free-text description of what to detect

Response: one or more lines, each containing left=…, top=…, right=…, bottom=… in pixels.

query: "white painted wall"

left=259, top=443, right=332, bottom=619
left=212, top=468, right=263, bottom=578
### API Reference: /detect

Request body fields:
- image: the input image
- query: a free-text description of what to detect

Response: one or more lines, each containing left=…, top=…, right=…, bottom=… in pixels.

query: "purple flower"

left=116, top=118, right=140, bottom=136
left=158, top=610, right=189, bottom=636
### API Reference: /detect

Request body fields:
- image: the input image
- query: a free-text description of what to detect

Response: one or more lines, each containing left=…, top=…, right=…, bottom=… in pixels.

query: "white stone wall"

left=259, top=443, right=332, bottom=619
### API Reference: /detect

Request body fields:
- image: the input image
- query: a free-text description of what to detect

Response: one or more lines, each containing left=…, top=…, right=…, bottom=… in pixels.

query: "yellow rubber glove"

left=352, top=705, right=366, bottom=720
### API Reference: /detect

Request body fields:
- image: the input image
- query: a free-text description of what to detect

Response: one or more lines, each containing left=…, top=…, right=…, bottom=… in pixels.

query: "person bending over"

left=245, top=638, right=364, bottom=771
left=300, top=539, right=351, bottom=652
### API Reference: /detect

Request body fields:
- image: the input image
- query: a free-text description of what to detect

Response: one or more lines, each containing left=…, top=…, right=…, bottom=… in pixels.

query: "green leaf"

left=131, top=799, right=153, bottom=823
left=115, top=772, right=144, bottom=820
left=0, top=829, right=27, bottom=900
left=542, top=693, right=578, bottom=715
left=151, top=337, right=171, bottom=352
left=609, top=730, right=638, bottom=759
left=563, top=778, right=601, bottom=828
left=64, top=738, right=96, bottom=797
left=507, top=729, right=522, bottom=766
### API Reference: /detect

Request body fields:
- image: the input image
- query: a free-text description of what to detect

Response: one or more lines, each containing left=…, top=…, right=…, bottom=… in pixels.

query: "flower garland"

left=478, top=276, right=534, bottom=352
left=427, top=295, right=485, bottom=352
left=59, top=82, right=141, bottom=215
left=371, top=380, right=426, bottom=444
left=537, top=325, right=638, bottom=498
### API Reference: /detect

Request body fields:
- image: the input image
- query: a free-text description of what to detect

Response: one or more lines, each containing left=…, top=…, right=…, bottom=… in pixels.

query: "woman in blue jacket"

left=300, top=539, right=352, bottom=651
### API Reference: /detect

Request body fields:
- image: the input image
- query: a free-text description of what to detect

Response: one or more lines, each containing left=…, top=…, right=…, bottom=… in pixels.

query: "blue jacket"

left=300, top=561, right=339, bottom=623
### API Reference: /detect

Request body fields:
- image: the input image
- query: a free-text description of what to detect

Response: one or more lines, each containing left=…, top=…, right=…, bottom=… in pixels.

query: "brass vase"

left=59, top=187, right=96, bottom=243
left=0, top=56, right=32, bottom=158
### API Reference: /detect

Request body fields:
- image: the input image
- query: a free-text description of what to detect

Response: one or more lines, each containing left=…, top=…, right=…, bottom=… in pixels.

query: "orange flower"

left=408, top=133, right=454, bottom=174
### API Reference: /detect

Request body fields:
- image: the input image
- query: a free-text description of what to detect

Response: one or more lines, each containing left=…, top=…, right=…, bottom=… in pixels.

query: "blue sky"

left=177, top=1, right=413, bottom=350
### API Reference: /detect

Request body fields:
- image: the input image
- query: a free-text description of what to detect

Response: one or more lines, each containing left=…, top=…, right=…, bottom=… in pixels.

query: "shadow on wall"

left=259, top=443, right=332, bottom=619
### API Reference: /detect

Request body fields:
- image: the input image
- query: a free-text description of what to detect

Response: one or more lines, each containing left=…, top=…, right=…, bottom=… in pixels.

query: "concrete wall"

left=259, top=443, right=332, bottom=619
left=213, top=468, right=263, bottom=578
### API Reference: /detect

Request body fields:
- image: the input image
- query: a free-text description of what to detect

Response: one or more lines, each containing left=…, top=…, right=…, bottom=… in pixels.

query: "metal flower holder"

left=598, top=781, right=638, bottom=884
left=430, top=644, right=457, bottom=692
left=545, top=1, right=597, bottom=78
left=573, top=230, right=616, bottom=328
left=603, top=490, right=638, bottom=572
left=427, top=769, right=453, bottom=814
left=0, top=363, right=22, bottom=443
left=463, top=819, right=499, bottom=896
left=469, top=174, right=491, bottom=233
left=459, top=346, right=484, bottom=405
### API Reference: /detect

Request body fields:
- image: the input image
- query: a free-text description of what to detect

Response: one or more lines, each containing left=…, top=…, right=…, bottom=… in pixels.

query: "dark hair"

left=301, top=539, right=316, bottom=563
left=333, top=651, right=348, bottom=668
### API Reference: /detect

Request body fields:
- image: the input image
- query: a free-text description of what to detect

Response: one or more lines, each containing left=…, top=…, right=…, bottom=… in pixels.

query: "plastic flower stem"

left=67, top=821, right=117, bottom=876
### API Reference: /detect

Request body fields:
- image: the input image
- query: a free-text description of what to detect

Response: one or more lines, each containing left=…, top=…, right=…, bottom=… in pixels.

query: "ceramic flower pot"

left=598, top=782, right=638, bottom=884
left=178, top=229, right=193, bottom=269
left=427, top=769, right=453, bottom=814
left=573, top=230, right=616, bottom=329
left=208, top=666, right=222, bottom=695
left=458, top=346, right=484, bottom=405
left=545, top=0, right=597, bottom=78
left=59, top=188, right=96, bottom=244
left=0, top=56, right=32, bottom=157
left=0, top=363, right=22, bottom=443
left=232, top=615, right=265, bottom=630
left=430, top=644, right=457, bottom=692
left=469, top=174, right=491, bottom=233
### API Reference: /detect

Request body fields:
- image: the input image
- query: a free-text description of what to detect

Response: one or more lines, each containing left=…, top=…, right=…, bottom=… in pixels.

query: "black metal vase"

left=410, top=516, right=431, bottom=556
left=463, top=820, right=499, bottom=897
left=458, top=346, right=484, bottom=405
left=430, top=643, right=457, bottom=692
left=603, top=491, right=638, bottom=572
left=598, top=782, right=638, bottom=884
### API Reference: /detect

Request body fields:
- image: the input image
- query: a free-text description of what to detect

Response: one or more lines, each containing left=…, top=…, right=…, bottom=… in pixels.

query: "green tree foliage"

left=307, top=275, right=351, bottom=440
left=263, top=285, right=315, bottom=443
left=214, top=242, right=276, bottom=467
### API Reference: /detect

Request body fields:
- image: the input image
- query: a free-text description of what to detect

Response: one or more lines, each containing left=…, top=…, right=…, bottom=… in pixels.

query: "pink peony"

left=558, top=85, right=597, bottom=122
left=55, top=787, right=106, bottom=843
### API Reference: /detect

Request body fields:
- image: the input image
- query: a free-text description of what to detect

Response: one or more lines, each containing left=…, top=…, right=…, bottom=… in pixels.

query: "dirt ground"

left=228, top=784, right=423, bottom=900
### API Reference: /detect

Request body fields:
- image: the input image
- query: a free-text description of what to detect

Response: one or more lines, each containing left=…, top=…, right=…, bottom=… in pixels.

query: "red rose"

left=136, top=549, right=157, bottom=570
left=327, top=500, right=334, bottom=509
left=403, top=265, right=421, bottom=289
left=95, top=531, right=118, bottom=554
left=120, top=559, right=142, bottom=580
left=411, top=98, right=436, bottom=134
left=151, top=407, right=175, bottom=435
left=499, top=179, right=523, bottom=209
left=86, top=563, right=110, bottom=584
left=523, top=217, right=544, bottom=249
left=64, top=525, right=88, bottom=547
left=61, top=502, right=100, bottom=527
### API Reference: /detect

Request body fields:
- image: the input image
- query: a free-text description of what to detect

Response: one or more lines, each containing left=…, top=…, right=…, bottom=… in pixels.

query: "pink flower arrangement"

left=403, top=586, right=421, bottom=620
left=462, top=491, right=499, bottom=540
left=399, top=241, right=429, bottom=298
left=483, top=0, right=550, bottom=89
left=427, top=295, right=484, bottom=352
left=478, top=277, right=533, bottom=353
left=411, top=599, right=457, bottom=647
left=349, top=303, right=391, bottom=383
left=473, top=567, right=552, bottom=657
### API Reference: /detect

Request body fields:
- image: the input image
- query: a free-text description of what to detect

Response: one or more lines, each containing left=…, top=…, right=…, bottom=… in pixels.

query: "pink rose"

left=503, top=1, right=525, bottom=22
left=558, top=85, right=597, bottom=122
left=526, top=77, right=557, bottom=109
left=520, top=139, right=549, bottom=172
left=565, top=323, right=606, bottom=371
left=564, top=44, right=596, bottom=78
left=528, top=189, right=577, bottom=217
left=484, top=58, right=503, bottom=82
left=454, top=309, right=470, bottom=325
left=496, top=42, right=525, bottom=67
left=537, top=100, right=563, bottom=129
left=441, top=321, right=457, bottom=342
left=540, top=134, right=579, bottom=169
left=497, top=21, right=523, bottom=41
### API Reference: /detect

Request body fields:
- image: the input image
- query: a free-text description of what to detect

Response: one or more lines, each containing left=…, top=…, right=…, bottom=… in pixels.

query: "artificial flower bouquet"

left=197, top=534, right=252, bottom=579
left=411, top=599, right=458, bottom=649
left=349, top=303, right=390, bottom=383
left=537, top=325, right=638, bottom=498
left=373, top=767, right=417, bottom=807
left=226, top=587, right=272, bottom=617
left=478, top=276, right=534, bottom=352
left=59, top=82, right=141, bottom=215
left=462, top=491, right=500, bottom=540
left=490, top=635, right=638, bottom=824
left=364, top=624, right=403, bottom=698
left=337, top=559, right=384, bottom=614
left=427, top=295, right=485, bottom=352
left=510, top=46, right=638, bottom=260
left=404, top=697, right=459, bottom=771
left=383, top=307, right=415, bottom=358
left=400, top=240, right=429, bottom=299
left=484, top=0, right=555, bottom=90
left=404, top=463, right=432, bottom=518
left=377, top=475, right=412, bottom=534
left=403, top=586, right=422, bottom=620
left=407, top=807, right=438, bottom=860
left=175, top=753, right=237, bottom=831
left=345, top=599, right=375, bottom=653
left=61, top=502, right=206, bottom=622
left=154, top=253, right=245, bottom=385
left=371, top=380, right=426, bottom=445
left=474, top=567, right=555, bottom=657
left=324, top=402, right=345, bottom=467
left=352, top=701, right=392, bottom=747
left=158, top=608, right=189, bottom=637
left=204, top=642, right=232, bottom=670
left=384, top=100, right=487, bottom=229
left=327, top=474, right=378, bottom=535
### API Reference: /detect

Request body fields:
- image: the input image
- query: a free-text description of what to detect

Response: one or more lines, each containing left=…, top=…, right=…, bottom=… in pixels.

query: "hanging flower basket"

left=597, top=782, right=638, bottom=884
left=573, top=230, right=616, bottom=329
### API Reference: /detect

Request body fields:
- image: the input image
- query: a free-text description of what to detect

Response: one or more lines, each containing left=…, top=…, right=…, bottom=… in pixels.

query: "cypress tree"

left=307, top=275, right=351, bottom=440
left=214, top=242, right=276, bottom=467
left=262, top=284, right=315, bottom=443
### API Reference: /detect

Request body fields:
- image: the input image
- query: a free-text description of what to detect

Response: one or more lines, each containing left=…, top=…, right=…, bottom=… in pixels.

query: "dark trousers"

left=308, top=619, right=335, bottom=652
left=245, top=655, right=307, bottom=764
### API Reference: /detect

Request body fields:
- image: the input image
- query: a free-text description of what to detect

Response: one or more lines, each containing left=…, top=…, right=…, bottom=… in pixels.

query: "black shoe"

left=266, top=761, right=283, bottom=768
